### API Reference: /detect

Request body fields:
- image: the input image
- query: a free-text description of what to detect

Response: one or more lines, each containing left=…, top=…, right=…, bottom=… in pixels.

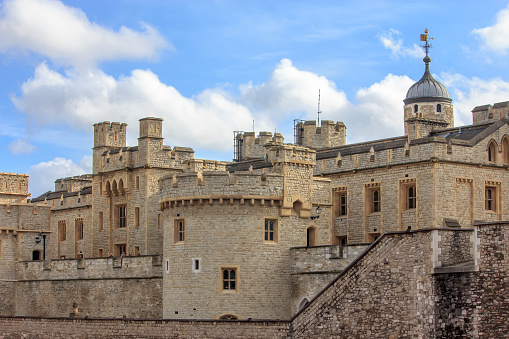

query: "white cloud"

left=12, top=58, right=419, bottom=156
left=240, top=58, right=349, bottom=121
left=473, top=5, right=509, bottom=54
left=441, top=73, right=509, bottom=126
left=28, top=155, right=92, bottom=198
left=378, top=29, right=423, bottom=59
left=12, top=62, right=271, bottom=152
left=0, top=0, right=169, bottom=67
left=8, top=138, right=36, bottom=154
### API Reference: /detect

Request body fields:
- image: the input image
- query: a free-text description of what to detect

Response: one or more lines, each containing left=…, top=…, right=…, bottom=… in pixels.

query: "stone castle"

left=1, top=39, right=509, bottom=337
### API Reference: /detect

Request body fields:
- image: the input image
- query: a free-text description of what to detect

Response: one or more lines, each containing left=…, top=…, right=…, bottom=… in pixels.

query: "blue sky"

left=1, top=0, right=509, bottom=197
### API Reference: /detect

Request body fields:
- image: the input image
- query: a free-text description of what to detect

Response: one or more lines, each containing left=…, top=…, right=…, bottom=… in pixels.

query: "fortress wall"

left=289, top=244, right=369, bottom=314
left=13, top=256, right=163, bottom=318
left=160, top=171, right=284, bottom=200
left=0, top=281, right=15, bottom=316
left=0, top=317, right=290, bottom=338
left=292, top=231, right=438, bottom=338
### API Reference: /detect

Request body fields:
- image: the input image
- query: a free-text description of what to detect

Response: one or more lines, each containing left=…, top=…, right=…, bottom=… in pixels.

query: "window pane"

left=229, top=270, right=235, bottom=280
left=223, top=270, right=228, bottom=280
left=223, top=281, right=229, bottom=289
left=230, top=281, right=235, bottom=290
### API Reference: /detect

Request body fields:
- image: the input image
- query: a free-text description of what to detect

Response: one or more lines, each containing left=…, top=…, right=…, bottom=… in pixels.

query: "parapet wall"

left=160, top=171, right=284, bottom=206
left=13, top=256, right=163, bottom=318
left=236, top=131, right=284, bottom=161
left=0, top=173, right=29, bottom=203
left=54, top=175, right=92, bottom=193
left=472, top=101, right=509, bottom=125
left=296, top=120, right=346, bottom=149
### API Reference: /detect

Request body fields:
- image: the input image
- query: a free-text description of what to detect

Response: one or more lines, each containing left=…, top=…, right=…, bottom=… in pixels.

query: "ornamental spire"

left=420, top=28, right=434, bottom=66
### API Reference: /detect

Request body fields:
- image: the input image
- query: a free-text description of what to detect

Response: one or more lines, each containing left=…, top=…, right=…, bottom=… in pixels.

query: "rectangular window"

left=98, top=211, right=104, bottom=231
left=192, top=258, right=201, bottom=273
left=114, top=243, right=126, bottom=257
left=116, top=205, right=127, bottom=228
left=174, top=219, right=185, bottom=243
left=135, top=176, right=140, bottom=190
left=58, top=220, right=66, bottom=242
left=372, top=189, right=380, bottom=213
left=134, top=246, right=140, bottom=256
left=365, top=183, right=381, bottom=214
left=157, top=213, right=161, bottom=227
left=75, top=218, right=84, bottom=241
left=333, top=187, right=348, bottom=218
left=221, top=267, right=237, bottom=292
left=339, top=193, right=347, bottom=216
left=135, top=207, right=140, bottom=227
left=485, top=186, right=497, bottom=212
left=264, top=219, right=278, bottom=243
left=407, top=185, right=416, bottom=209
left=98, top=248, right=103, bottom=257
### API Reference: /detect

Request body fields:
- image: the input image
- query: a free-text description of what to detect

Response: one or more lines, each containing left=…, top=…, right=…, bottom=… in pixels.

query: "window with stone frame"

left=485, top=184, right=499, bottom=212
left=365, top=182, right=381, bottom=214
left=135, top=176, right=140, bottom=190
left=333, top=187, right=348, bottom=218
left=174, top=219, right=185, bottom=244
left=116, top=205, right=127, bottom=228
left=400, top=178, right=417, bottom=210
left=503, top=136, right=509, bottom=165
left=221, top=267, right=237, bottom=292
left=264, top=218, right=278, bottom=243
left=114, top=243, right=126, bottom=257
left=75, top=218, right=84, bottom=241
left=488, top=141, right=498, bottom=163
left=58, top=220, right=66, bottom=242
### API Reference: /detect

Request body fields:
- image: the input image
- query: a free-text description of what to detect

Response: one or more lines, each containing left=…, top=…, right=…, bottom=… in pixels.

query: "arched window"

left=488, top=141, right=498, bottom=163
left=307, top=227, right=316, bottom=246
left=437, top=104, right=442, bottom=112
left=292, top=200, right=303, bottom=217
left=414, top=104, right=418, bottom=113
left=502, top=137, right=509, bottom=165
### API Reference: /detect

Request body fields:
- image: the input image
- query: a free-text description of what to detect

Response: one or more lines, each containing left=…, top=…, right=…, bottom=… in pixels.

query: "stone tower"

left=92, top=122, right=127, bottom=174
left=403, top=31, right=453, bottom=140
left=138, top=117, right=163, bottom=166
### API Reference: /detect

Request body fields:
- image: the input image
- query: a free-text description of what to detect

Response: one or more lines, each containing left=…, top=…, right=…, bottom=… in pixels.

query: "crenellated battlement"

left=0, top=173, right=29, bottom=203
left=160, top=170, right=284, bottom=210
left=472, top=101, right=509, bottom=125
left=93, top=121, right=127, bottom=148
left=295, top=120, right=346, bottom=149
left=182, top=159, right=227, bottom=172
left=267, top=143, right=316, bottom=168
left=54, top=174, right=92, bottom=193
left=235, top=131, right=284, bottom=161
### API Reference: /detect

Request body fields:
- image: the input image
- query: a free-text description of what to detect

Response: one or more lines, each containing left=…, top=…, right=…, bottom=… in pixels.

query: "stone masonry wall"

left=14, top=256, right=163, bottom=318
left=0, top=317, right=290, bottom=338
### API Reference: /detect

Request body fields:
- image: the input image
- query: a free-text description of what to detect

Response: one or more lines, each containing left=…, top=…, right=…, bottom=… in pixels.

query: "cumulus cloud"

left=441, top=73, right=509, bottom=126
left=8, top=138, right=36, bottom=154
left=28, top=156, right=91, bottom=198
left=12, top=62, right=272, bottom=151
left=473, top=5, right=509, bottom=53
left=0, top=0, right=169, bottom=67
left=378, top=29, right=423, bottom=59
left=240, top=59, right=349, bottom=121
left=12, top=58, right=420, bottom=156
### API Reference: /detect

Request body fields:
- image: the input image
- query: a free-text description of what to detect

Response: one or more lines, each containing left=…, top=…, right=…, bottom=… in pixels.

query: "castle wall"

left=14, top=256, right=163, bottom=318
left=0, top=173, right=29, bottom=203
left=290, top=244, right=368, bottom=314
left=0, top=317, right=290, bottom=338
left=296, top=120, right=346, bottom=149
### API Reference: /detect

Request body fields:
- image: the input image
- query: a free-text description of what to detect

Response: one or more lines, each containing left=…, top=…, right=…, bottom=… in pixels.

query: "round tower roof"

left=404, top=55, right=451, bottom=104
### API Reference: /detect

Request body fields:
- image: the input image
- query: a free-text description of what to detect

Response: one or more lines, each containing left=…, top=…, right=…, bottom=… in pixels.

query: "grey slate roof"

left=405, top=56, right=450, bottom=102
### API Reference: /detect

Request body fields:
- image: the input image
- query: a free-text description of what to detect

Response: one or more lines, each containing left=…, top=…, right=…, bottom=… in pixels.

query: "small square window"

left=192, top=258, right=201, bottom=273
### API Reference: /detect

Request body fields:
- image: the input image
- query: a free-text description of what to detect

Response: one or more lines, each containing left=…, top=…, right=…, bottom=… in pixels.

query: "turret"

left=403, top=29, right=453, bottom=140
left=92, top=122, right=127, bottom=174
left=138, top=117, right=164, bottom=166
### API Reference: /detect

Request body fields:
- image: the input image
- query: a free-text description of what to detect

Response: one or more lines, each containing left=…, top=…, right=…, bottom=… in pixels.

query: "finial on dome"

left=420, top=28, right=433, bottom=65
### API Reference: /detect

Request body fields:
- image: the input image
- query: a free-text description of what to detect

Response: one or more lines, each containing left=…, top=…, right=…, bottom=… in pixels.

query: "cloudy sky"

left=2, top=0, right=509, bottom=197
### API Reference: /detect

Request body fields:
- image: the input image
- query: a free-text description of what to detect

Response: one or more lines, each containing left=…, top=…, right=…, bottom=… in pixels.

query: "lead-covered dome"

left=404, top=55, right=451, bottom=104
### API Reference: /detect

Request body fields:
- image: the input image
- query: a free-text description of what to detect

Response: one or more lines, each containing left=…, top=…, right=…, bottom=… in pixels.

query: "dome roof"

left=404, top=56, right=451, bottom=104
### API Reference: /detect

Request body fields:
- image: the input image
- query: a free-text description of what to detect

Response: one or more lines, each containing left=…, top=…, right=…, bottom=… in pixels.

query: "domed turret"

left=404, top=55, right=451, bottom=104
left=403, top=29, right=454, bottom=140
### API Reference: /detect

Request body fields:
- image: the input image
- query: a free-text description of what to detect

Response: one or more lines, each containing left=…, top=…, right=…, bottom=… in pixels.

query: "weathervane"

left=420, top=28, right=434, bottom=57
left=317, top=89, right=322, bottom=125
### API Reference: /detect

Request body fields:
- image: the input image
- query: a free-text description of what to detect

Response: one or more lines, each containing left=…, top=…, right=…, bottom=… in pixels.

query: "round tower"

left=403, top=29, right=453, bottom=140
